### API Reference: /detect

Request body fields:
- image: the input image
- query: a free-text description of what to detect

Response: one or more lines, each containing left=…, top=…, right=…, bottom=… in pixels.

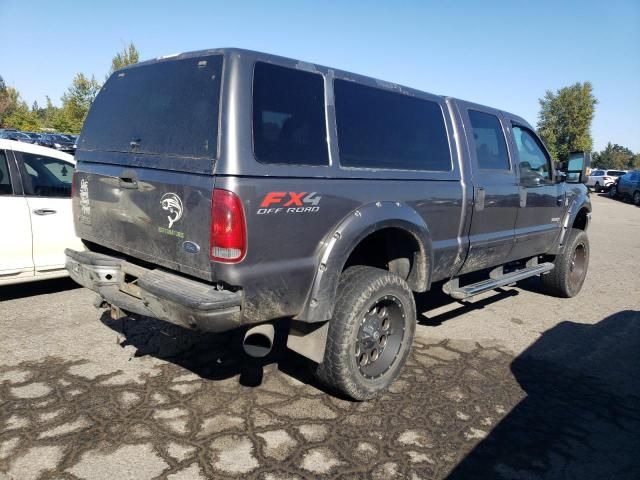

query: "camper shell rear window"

left=80, top=54, right=223, bottom=159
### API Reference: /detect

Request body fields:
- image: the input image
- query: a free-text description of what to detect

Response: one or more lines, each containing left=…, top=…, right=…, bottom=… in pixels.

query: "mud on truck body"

left=66, top=49, right=591, bottom=400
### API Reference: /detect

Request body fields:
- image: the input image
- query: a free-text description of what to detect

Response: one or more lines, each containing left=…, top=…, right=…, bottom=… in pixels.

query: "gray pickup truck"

left=66, top=48, right=591, bottom=400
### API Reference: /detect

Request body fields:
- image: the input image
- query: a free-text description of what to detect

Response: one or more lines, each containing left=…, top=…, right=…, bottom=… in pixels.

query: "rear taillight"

left=210, top=189, right=247, bottom=263
left=603, top=176, right=611, bottom=181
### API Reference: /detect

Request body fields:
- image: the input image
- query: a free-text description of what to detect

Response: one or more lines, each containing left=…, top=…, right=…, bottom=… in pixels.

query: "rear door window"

left=468, top=110, right=510, bottom=170
left=80, top=55, right=223, bottom=159
left=19, top=153, right=74, bottom=198
left=334, top=80, right=451, bottom=171
left=252, top=62, right=329, bottom=166
left=0, top=151, right=13, bottom=195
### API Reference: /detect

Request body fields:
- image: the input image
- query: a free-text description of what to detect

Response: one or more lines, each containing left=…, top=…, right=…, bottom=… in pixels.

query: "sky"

left=1, top=0, right=638, bottom=152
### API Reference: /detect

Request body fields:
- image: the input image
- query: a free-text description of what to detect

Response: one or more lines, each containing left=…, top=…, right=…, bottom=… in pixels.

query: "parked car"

left=25, top=132, right=43, bottom=142
left=613, top=170, right=640, bottom=205
left=0, top=128, right=17, bottom=138
left=38, top=133, right=76, bottom=154
left=7, top=132, right=35, bottom=143
left=3, top=131, right=36, bottom=143
left=65, top=48, right=591, bottom=400
left=1, top=139, right=83, bottom=285
left=587, top=169, right=626, bottom=192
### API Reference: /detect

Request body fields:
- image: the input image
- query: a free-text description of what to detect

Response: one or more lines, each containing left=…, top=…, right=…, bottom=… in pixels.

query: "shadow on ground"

left=99, top=312, right=329, bottom=393
left=416, top=280, right=520, bottom=326
left=448, top=310, right=640, bottom=480
left=0, top=277, right=79, bottom=301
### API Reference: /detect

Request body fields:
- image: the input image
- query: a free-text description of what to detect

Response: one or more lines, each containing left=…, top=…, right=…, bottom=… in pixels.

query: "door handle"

left=33, top=208, right=57, bottom=215
left=556, top=195, right=564, bottom=206
left=474, top=187, right=485, bottom=211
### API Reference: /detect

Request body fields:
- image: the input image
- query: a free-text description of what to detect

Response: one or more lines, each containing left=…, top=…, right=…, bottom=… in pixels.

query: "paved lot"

left=1, top=194, right=639, bottom=480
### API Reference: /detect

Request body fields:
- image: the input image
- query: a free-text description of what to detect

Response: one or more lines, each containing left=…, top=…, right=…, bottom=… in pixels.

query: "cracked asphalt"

left=1, top=194, right=639, bottom=480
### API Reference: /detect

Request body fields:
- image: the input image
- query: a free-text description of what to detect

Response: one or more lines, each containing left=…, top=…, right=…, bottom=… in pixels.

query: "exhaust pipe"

left=243, top=324, right=275, bottom=358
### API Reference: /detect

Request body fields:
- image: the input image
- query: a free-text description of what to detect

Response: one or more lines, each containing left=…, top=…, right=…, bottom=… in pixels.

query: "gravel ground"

left=1, top=193, right=638, bottom=479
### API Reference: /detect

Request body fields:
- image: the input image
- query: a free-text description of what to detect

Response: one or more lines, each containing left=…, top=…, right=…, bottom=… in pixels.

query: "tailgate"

left=72, top=53, right=224, bottom=281
left=74, top=162, right=214, bottom=280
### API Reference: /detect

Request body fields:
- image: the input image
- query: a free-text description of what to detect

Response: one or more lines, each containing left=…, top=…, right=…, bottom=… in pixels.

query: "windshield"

left=80, top=54, right=223, bottom=158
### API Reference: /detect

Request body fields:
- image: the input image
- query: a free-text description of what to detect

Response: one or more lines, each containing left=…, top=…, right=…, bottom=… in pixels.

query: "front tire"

left=315, top=266, right=416, bottom=400
left=541, top=228, right=589, bottom=298
left=633, top=190, right=640, bottom=206
left=609, top=185, right=618, bottom=198
left=594, top=182, right=601, bottom=192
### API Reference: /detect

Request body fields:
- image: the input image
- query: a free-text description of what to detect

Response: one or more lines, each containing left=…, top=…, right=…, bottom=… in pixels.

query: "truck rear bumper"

left=65, top=249, right=243, bottom=333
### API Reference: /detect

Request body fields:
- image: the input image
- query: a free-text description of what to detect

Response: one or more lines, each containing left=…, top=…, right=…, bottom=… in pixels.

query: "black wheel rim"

left=355, top=295, right=405, bottom=380
left=569, top=242, right=587, bottom=286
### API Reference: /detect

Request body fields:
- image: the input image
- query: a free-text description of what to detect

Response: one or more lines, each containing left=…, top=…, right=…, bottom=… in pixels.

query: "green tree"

left=56, top=73, right=101, bottom=133
left=4, top=101, right=39, bottom=131
left=0, top=75, right=19, bottom=127
left=592, top=143, right=637, bottom=170
left=537, top=82, right=597, bottom=163
left=0, top=80, right=39, bottom=130
left=109, top=42, right=140, bottom=75
left=39, top=96, right=60, bottom=131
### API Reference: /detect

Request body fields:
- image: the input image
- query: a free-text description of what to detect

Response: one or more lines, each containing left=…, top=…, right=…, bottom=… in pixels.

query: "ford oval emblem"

left=182, top=241, right=200, bottom=254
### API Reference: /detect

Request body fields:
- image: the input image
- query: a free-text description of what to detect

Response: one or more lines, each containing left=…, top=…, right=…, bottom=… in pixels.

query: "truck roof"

left=117, top=47, right=527, bottom=125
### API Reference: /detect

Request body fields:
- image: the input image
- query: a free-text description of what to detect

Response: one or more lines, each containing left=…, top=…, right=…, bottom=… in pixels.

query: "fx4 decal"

left=258, top=192, right=321, bottom=215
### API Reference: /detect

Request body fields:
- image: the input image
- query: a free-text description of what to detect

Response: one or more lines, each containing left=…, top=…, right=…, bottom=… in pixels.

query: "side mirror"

left=565, top=151, right=591, bottom=184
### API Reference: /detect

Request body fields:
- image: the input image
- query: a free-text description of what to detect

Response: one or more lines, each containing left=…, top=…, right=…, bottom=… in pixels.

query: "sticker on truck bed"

left=79, top=178, right=91, bottom=225
left=257, top=192, right=321, bottom=215
left=161, top=193, right=183, bottom=228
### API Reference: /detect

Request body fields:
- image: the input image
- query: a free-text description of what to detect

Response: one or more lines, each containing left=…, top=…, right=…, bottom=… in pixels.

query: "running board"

left=443, top=262, right=554, bottom=300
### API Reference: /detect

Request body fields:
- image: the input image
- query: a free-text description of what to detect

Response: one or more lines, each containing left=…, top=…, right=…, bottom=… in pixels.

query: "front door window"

left=512, top=126, right=552, bottom=183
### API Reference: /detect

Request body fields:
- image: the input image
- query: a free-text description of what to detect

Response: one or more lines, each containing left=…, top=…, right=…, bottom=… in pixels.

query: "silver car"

left=587, top=169, right=626, bottom=192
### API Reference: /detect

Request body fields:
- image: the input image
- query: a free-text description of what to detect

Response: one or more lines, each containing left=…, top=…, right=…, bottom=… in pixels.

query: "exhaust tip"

left=243, top=324, right=275, bottom=358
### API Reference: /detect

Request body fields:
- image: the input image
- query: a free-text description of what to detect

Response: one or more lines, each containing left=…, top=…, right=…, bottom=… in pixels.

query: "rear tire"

left=594, top=182, right=601, bottom=192
left=609, top=185, right=618, bottom=198
left=633, top=190, right=640, bottom=206
left=315, top=266, right=416, bottom=400
left=541, top=228, right=589, bottom=298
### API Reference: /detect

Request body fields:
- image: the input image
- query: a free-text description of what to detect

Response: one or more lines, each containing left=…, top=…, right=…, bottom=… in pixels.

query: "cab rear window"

left=252, top=62, right=329, bottom=166
left=80, top=55, right=222, bottom=158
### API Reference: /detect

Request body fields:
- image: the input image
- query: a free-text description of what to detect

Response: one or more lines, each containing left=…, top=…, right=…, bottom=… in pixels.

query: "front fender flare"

left=554, top=193, right=591, bottom=254
left=295, top=201, right=432, bottom=323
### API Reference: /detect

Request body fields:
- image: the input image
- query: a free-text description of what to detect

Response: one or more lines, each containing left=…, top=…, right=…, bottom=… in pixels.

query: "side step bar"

left=443, top=262, right=554, bottom=300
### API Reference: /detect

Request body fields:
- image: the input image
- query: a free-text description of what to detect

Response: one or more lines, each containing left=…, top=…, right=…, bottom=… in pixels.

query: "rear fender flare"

left=295, top=201, right=432, bottom=323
